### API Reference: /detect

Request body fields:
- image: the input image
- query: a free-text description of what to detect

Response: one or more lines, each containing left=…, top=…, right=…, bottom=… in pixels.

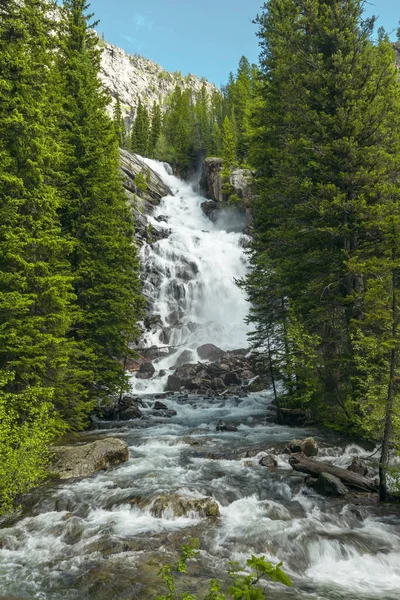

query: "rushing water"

left=1, top=164, right=400, bottom=599
left=131, top=158, right=250, bottom=393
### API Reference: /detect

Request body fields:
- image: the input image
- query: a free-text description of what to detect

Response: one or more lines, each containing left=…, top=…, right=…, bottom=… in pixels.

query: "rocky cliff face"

left=119, top=149, right=172, bottom=246
left=199, top=158, right=254, bottom=231
left=394, top=42, right=400, bottom=70
left=99, top=41, right=216, bottom=127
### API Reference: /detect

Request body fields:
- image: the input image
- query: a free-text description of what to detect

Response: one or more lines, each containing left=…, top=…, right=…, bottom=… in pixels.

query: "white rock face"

left=99, top=41, right=217, bottom=127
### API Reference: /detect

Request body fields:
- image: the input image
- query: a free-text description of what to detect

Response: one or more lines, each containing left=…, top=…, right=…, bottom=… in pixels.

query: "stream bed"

left=1, top=392, right=400, bottom=599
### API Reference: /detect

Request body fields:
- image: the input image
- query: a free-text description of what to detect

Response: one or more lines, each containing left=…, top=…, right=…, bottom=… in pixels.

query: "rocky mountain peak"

left=99, top=40, right=217, bottom=125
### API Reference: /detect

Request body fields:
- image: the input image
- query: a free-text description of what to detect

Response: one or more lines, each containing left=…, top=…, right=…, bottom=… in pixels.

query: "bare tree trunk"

left=379, top=265, right=397, bottom=501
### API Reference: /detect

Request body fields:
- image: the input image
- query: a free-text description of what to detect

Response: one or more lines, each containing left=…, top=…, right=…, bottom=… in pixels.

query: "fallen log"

left=289, top=454, right=377, bottom=493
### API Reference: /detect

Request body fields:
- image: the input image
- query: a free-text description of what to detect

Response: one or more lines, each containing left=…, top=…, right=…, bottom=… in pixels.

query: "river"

left=0, top=162, right=399, bottom=600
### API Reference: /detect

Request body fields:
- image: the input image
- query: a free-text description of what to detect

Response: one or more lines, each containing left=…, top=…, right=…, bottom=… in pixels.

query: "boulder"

left=200, top=200, right=219, bottom=221
left=174, top=349, right=194, bottom=367
left=216, top=420, right=238, bottom=432
left=347, top=457, right=369, bottom=476
left=120, top=404, right=142, bottom=420
left=167, top=374, right=183, bottom=392
left=149, top=493, right=220, bottom=518
left=315, top=473, right=349, bottom=497
left=52, top=439, right=129, bottom=480
left=154, top=401, right=168, bottom=410
left=153, top=408, right=177, bottom=418
left=288, top=437, right=318, bottom=457
left=197, top=343, right=225, bottom=361
left=211, top=377, right=225, bottom=391
left=224, top=371, right=241, bottom=386
left=136, top=361, right=156, bottom=380
left=259, top=455, right=278, bottom=469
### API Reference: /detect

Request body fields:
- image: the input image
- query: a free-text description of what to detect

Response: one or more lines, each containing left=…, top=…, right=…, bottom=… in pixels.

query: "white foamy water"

left=131, top=158, right=250, bottom=392
left=1, top=167, right=400, bottom=600
left=0, top=394, right=400, bottom=600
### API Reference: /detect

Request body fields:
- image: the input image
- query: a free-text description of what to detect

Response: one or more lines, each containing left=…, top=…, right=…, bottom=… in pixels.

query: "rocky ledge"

left=199, top=157, right=253, bottom=231
left=51, top=438, right=129, bottom=480
left=166, top=343, right=268, bottom=394
left=120, top=148, right=172, bottom=245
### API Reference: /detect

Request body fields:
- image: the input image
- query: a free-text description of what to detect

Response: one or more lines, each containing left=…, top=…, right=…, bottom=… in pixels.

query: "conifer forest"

left=1, top=2, right=400, bottom=599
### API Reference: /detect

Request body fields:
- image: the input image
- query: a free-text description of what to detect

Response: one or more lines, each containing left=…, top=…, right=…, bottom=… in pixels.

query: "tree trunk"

left=379, top=264, right=397, bottom=501
left=289, top=455, right=377, bottom=492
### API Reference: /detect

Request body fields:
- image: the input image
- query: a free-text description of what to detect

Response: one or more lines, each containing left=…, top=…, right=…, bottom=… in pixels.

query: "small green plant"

left=134, top=171, right=148, bottom=193
left=154, top=539, right=292, bottom=600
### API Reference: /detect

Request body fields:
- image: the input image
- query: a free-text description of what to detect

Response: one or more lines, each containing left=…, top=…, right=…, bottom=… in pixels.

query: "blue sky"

left=87, top=0, right=399, bottom=86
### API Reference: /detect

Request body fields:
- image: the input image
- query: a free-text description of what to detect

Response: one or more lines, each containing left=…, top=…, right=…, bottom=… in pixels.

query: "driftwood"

left=289, top=455, right=378, bottom=493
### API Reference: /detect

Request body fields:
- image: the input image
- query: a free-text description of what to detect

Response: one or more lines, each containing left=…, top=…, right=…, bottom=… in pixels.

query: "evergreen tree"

left=56, top=0, right=144, bottom=402
left=163, top=86, right=195, bottom=174
left=245, top=0, right=400, bottom=490
left=0, top=0, right=73, bottom=510
left=221, top=115, right=237, bottom=167
left=148, top=101, right=162, bottom=158
left=193, top=83, right=212, bottom=154
left=131, top=98, right=149, bottom=156
left=113, top=93, right=125, bottom=147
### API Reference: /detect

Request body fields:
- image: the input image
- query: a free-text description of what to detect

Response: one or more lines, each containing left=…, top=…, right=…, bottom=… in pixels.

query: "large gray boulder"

left=149, top=493, right=220, bottom=518
left=52, top=439, right=129, bottom=480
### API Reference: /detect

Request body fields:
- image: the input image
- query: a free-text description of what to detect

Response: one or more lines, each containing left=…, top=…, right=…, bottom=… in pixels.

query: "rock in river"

left=149, top=493, right=220, bottom=518
left=52, top=439, right=129, bottom=480
left=315, top=473, right=349, bottom=497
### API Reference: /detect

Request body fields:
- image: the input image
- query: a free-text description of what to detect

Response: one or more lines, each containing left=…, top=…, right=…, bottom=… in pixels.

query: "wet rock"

left=197, top=343, right=225, bottom=361
left=259, top=455, right=278, bottom=468
left=223, top=371, right=241, bottom=386
left=288, top=437, right=318, bottom=457
left=277, top=407, right=308, bottom=427
left=174, top=349, right=194, bottom=367
left=315, top=473, right=349, bottom=497
left=136, top=361, right=156, bottom=380
left=120, top=404, right=142, bottom=420
left=154, top=401, right=168, bottom=410
left=211, top=377, right=225, bottom=391
left=51, top=439, right=129, bottom=480
left=216, top=420, right=238, bottom=432
left=143, top=314, right=162, bottom=330
left=150, top=493, right=219, bottom=518
left=347, top=457, right=369, bottom=476
left=200, top=200, right=219, bottom=221
left=155, top=214, right=168, bottom=222
left=167, top=309, right=185, bottom=326
left=157, top=369, right=167, bottom=378
left=154, top=409, right=177, bottom=418
left=167, top=374, right=183, bottom=392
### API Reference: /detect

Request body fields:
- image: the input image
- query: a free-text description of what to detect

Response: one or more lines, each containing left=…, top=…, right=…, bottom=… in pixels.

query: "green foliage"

left=149, top=102, right=162, bottom=157
left=56, top=0, right=144, bottom=403
left=154, top=539, right=291, bottom=600
left=131, top=98, right=150, bottom=155
left=113, top=93, right=126, bottom=146
left=135, top=170, right=149, bottom=193
left=244, top=0, right=400, bottom=485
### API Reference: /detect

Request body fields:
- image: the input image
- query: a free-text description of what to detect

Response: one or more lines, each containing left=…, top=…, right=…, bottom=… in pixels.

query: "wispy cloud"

left=120, top=33, right=144, bottom=52
left=132, top=13, right=153, bottom=31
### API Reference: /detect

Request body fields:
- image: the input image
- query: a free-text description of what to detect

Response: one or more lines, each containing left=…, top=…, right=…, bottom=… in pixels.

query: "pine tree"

left=245, top=0, right=400, bottom=480
left=148, top=101, right=162, bottom=158
left=163, top=86, right=195, bottom=175
left=56, top=0, right=144, bottom=402
left=0, top=0, right=73, bottom=511
left=131, top=98, right=149, bottom=156
left=113, top=93, right=125, bottom=147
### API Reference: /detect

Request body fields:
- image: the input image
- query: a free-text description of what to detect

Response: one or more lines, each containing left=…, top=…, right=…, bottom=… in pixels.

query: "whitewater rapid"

left=131, top=158, right=250, bottom=392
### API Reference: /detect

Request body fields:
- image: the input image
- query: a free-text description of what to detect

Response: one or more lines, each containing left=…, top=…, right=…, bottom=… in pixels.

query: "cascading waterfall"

left=131, top=158, right=250, bottom=392
left=1, top=165, right=400, bottom=600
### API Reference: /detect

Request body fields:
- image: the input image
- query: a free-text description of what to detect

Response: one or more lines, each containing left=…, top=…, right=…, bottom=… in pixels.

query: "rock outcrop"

left=120, top=148, right=172, bottom=245
left=51, top=439, right=129, bottom=480
left=100, top=41, right=217, bottom=126
left=199, top=157, right=254, bottom=231
left=166, top=347, right=266, bottom=394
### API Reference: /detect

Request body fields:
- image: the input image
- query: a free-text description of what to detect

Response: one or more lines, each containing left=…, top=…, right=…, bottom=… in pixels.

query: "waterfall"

left=131, top=159, right=250, bottom=393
